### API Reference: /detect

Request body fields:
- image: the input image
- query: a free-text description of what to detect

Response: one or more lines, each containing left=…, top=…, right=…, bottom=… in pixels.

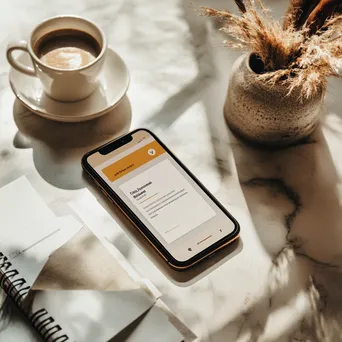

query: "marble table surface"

left=1, top=0, right=342, bottom=341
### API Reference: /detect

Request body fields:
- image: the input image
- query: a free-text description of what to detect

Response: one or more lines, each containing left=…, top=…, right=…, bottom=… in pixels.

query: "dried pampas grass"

left=200, top=0, right=342, bottom=99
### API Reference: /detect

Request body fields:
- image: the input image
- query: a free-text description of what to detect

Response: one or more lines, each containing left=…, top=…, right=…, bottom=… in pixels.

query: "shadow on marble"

left=207, top=249, right=312, bottom=342
left=143, top=2, right=215, bottom=130
left=230, top=125, right=341, bottom=263
left=216, top=124, right=342, bottom=341
left=83, top=179, right=243, bottom=286
left=12, top=97, right=132, bottom=190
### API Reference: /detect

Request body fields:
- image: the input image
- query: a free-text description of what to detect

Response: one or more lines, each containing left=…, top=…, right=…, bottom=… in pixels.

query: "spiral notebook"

left=0, top=256, right=155, bottom=341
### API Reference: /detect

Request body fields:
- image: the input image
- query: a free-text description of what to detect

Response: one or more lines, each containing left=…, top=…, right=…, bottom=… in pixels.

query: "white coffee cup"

left=6, top=15, right=107, bottom=102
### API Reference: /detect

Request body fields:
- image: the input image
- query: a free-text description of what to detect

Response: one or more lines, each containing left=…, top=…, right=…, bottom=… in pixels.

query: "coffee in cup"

left=7, top=16, right=107, bottom=102
left=34, top=29, right=102, bottom=70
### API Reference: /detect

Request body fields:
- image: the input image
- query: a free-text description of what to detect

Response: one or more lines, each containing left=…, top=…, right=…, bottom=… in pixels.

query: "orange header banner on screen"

left=102, top=140, right=166, bottom=182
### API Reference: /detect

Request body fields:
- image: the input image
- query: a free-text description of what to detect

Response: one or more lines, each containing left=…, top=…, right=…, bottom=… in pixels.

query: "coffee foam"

left=40, top=46, right=96, bottom=69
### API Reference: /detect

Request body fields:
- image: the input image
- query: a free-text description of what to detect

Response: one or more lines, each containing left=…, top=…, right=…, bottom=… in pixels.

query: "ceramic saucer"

left=9, top=48, right=130, bottom=123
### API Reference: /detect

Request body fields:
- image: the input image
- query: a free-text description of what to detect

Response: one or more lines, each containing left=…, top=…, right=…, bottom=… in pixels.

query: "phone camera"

left=188, top=247, right=192, bottom=251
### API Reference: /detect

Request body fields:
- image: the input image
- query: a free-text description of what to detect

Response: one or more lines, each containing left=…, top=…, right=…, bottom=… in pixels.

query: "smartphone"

left=82, top=129, right=240, bottom=270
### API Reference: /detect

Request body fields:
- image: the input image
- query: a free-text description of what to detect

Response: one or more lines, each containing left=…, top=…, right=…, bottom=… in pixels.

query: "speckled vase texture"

left=224, top=54, right=324, bottom=147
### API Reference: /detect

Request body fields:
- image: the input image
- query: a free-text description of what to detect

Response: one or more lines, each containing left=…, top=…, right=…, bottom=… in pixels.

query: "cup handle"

left=6, top=40, right=36, bottom=76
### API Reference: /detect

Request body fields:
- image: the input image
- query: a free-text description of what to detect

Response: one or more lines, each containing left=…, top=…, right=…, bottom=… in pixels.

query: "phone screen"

left=86, top=130, right=237, bottom=262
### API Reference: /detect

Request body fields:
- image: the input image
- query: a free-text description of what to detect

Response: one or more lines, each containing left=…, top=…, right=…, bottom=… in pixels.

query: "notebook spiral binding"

left=0, top=252, right=69, bottom=342
left=30, top=308, right=69, bottom=342
left=0, top=252, right=30, bottom=305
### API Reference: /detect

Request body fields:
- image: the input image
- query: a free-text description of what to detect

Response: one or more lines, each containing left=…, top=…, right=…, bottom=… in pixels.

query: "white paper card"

left=0, top=176, right=57, bottom=248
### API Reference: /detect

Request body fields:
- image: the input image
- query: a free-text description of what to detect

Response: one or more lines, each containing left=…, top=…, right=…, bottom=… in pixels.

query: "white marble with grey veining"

left=1, top=0, right=342, bottom=341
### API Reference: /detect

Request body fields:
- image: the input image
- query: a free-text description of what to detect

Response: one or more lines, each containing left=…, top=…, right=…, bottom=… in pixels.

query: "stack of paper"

left=0, top=176, right=83, bottom=340
left=0, top=177, right=188, bottom=341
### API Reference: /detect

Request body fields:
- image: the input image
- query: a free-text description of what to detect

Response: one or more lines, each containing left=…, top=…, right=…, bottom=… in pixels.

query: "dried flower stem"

left=234, top=0, right=246, bottom=14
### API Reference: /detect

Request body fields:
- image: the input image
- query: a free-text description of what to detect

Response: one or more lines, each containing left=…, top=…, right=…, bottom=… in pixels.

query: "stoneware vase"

left=224, top=53, right=325, bottom=147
